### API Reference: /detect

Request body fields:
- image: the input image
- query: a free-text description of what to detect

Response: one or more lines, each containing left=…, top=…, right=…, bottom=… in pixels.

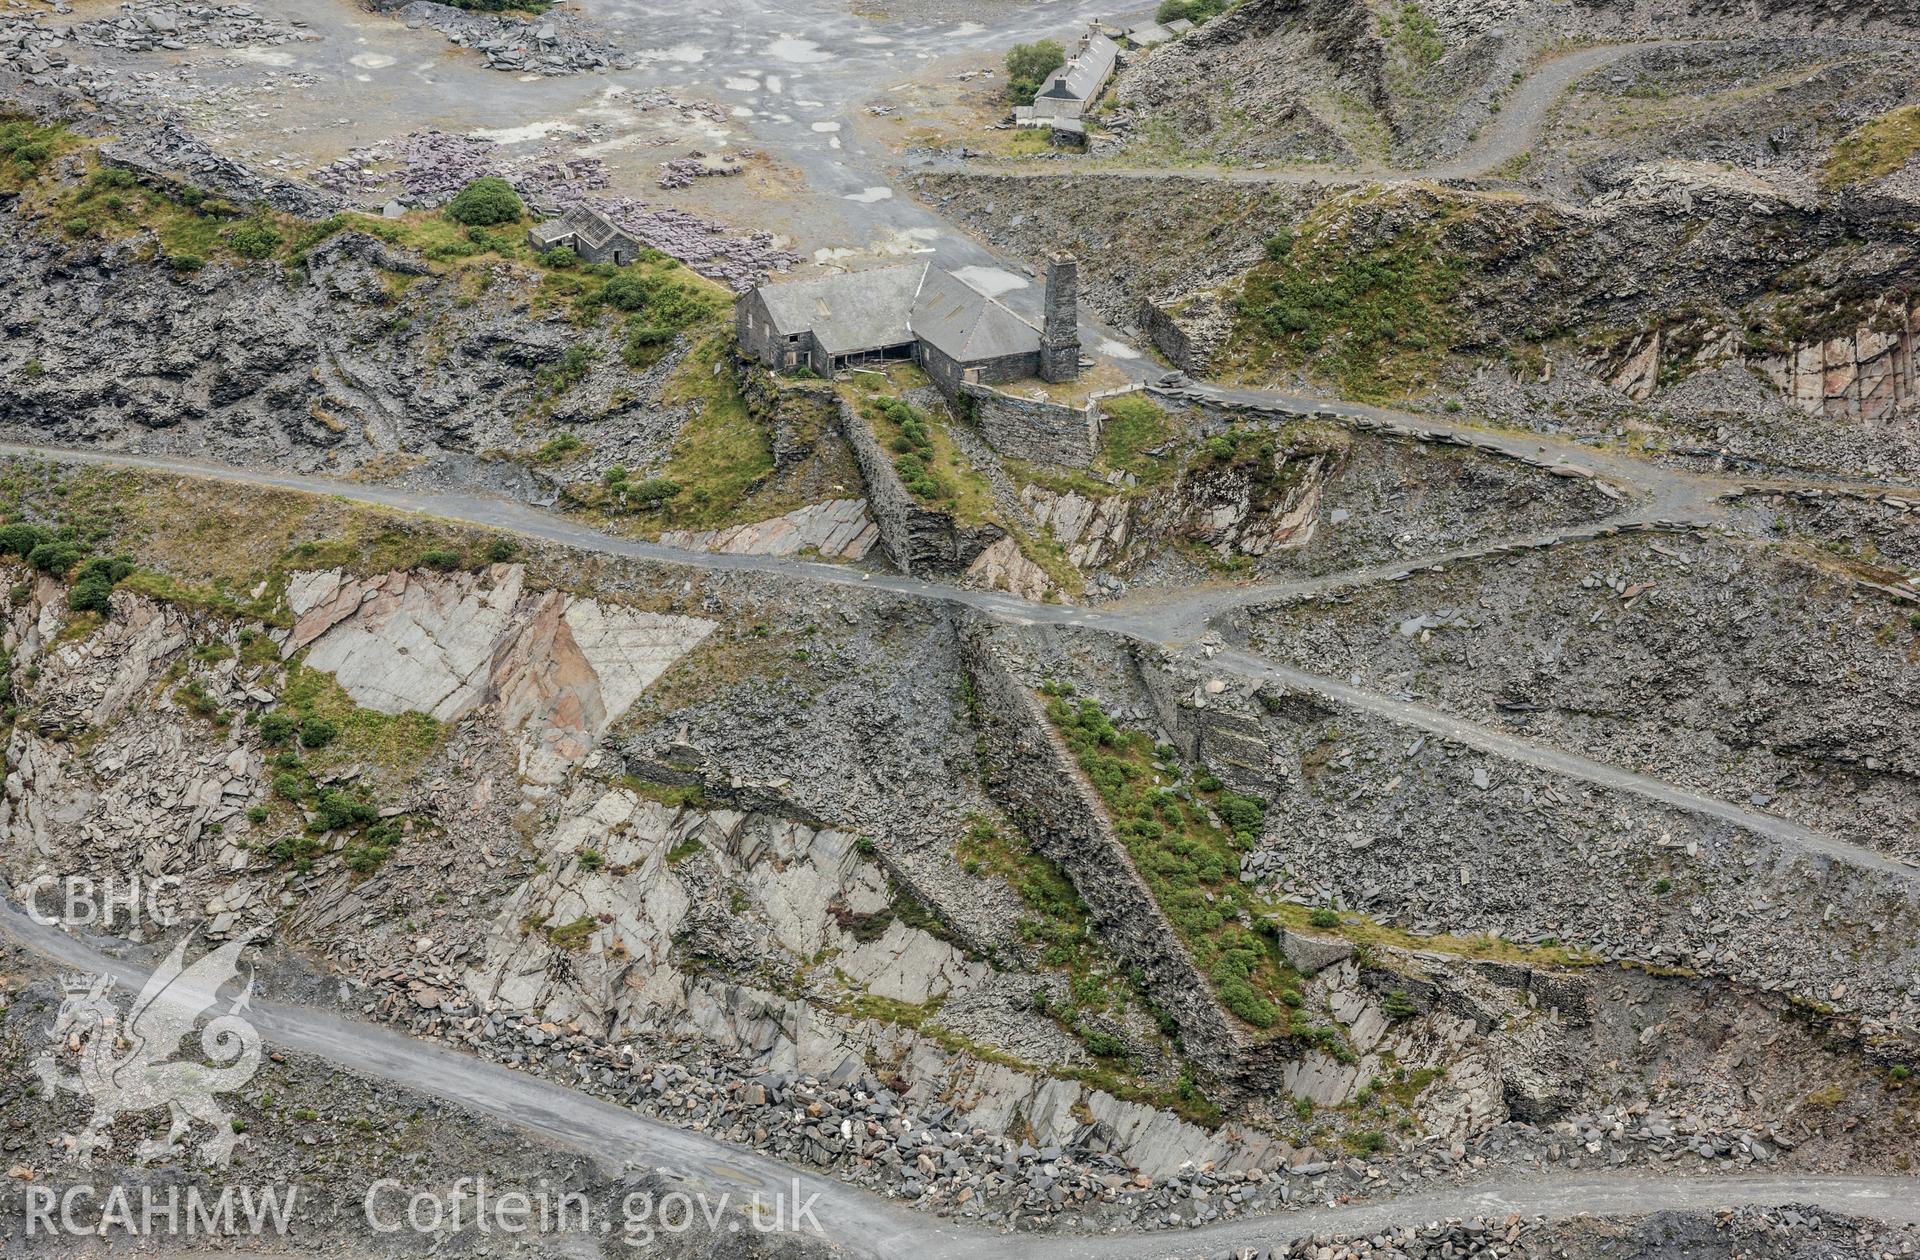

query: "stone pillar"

left=1039, top=252, right=1081, bottom=384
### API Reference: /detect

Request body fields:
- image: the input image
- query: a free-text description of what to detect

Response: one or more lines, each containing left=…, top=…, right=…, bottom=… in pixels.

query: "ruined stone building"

left=735, top=255, right=1082, bottom=391
left=526, top=203, right=640, bottom=265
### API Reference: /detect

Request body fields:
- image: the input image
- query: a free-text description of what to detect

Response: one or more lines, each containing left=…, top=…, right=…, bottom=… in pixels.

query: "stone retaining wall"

left=839, top=399, right=1003, bottom=576
left=960, top=622, right=1291, bottom=1095
left=1139, top=294, right=1227, bottom=375
left=961, top=383, right=1101, bottom=469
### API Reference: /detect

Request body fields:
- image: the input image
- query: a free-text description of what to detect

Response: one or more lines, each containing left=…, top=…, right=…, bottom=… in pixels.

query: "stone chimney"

left=1039, top=252, right=1081, bottom=384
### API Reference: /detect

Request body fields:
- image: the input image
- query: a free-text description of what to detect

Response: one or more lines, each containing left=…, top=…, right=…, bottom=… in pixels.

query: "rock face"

left=912, top=169, right=1920, bottom=475
left=1104, top=0, right=1382, bottom=166
left=963, top=536, right=1059, bottom=602
left=285, top=565, right=713, bottom=784
left=1101, top=0, right=1920, bottom=170
left=1756, top=297, right=1920, bottom=423
left=1011, top=409, right=1616, bottom=592
left=1247, top=530, right=1920, bottom=856
left=659, top=499, right=878, bottom=561
left=0, top=217, right=689, bottom=477
left=460, top=785, right=1288, bottom=1180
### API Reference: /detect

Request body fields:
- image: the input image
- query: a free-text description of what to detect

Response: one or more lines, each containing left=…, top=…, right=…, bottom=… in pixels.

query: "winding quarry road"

left=0, top=429, right=1902, bottom=877
left=989, top=43, right=1661, bottom=187
left=5, top=899, right=1918, bottom=1260
left=6, top=14, right=1920, bottom=1252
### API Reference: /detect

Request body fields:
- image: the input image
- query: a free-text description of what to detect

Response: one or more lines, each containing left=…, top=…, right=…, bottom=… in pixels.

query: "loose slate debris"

left=308, top=129, right=796, bottom=289
left=1, top=1, right=313, bottom=77
left=374, top=0, right=629, bottom=76
left=657, top=151, right=744, bottom=190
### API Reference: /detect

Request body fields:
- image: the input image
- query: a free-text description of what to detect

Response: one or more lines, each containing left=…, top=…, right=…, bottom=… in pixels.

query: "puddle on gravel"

left=767, top=36, right=834, bottom=63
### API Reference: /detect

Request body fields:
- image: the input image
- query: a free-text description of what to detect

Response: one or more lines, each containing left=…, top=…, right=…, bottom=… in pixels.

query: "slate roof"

left=1039, top=32, right=1118, bottom=102
left=529, top=204, right=632, bottom=250
left=754, top=263, right=926, bottom=357
left=562, top=203, right=626, bottom=248
left=750, top=263, right=1041, bottom=365
left=910, top=269, right=1041, bottom=363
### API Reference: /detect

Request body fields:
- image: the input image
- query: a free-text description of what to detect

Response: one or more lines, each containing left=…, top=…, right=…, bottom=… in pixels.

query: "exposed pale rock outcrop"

left=658, top=498, right=878, bottom=561
left=1757, top=297, right=1920, bottom=423
left=285, top=565, right=713, bottom=784
left=962, top=536, right=1059, bottom=603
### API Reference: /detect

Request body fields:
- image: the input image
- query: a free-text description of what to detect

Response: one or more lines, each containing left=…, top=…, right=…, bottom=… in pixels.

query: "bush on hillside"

left=1005, top=40, right=1064, bottom=103
left=445, top=176, right=523, bottom=227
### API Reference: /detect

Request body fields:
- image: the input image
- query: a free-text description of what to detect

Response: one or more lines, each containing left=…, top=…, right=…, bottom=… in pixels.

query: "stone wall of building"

left=960, top=623, right=1291, bottom=1097
left=962, top=383, right=1101, bottom=469
left=839, top=399, right=1003, bottom=576
left=1139, top=292, right=1230, bottom=375
left=919, top=342, right=1039, bottom=395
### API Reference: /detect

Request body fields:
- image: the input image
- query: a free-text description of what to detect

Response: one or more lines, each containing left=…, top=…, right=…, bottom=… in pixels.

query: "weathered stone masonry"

left=838, top=399, right=1003, bottom=577
left=961, top=383, right=1100, bottom=469
left=960, top=622, right=1292, bottom=1096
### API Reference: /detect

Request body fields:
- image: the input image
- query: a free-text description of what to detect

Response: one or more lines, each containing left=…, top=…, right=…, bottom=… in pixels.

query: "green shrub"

left=485, top=537, right=520, bottom=563
left=1263, top=230, right=1294, bottom=261
left=227, top=216, right=283, bottom=259
left=1346, top=1130, right=1387, bottom=1156
left=419, top=548, right=462, bottom=570
left=299, top=716, right=339, bottom=749
left=1217, top=973, right=1278, bottom=1027
left=0, top=523, right=51, bottom=557
left=259, top=711, right=298, bottom=746
left=1217, top=791, right=1266, bottom=838
left=308, top=788, right=376, bottom=832
left=445, top=176, right=523, bottom=227
left=1308, top=906, right=1340, bottom=929
left=171, top=255, right=205, bottom=274
left=25, top=540, right=83, bottom=577
left=1004, top=39, right=1065, bottom=102
left=618, top=477, right=681, bottom=505
left=67, top=555, right=133, bottom=614
left=531, top=432, right=584, bottom=463
left=538, top=246, right=577, bottom=269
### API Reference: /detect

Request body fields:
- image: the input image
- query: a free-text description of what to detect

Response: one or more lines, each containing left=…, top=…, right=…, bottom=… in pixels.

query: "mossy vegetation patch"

left=1820, top=104, right=1920, bottom=189
left=1042, top=682, right=1307, bottom=1035
left=857, top=389, right=997, bottom=527
left=1224, top=192, right=1467, bottom=401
